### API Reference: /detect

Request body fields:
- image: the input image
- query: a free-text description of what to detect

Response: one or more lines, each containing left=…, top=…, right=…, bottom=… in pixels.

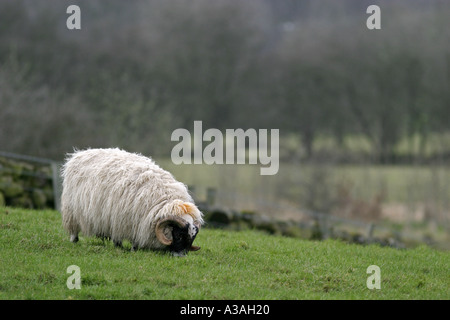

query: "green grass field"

left=0, top=207, right=449, bottom=300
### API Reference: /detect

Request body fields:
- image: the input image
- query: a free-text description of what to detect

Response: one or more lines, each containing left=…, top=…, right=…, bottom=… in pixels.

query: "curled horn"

left=155, top=216, right=188, bottom=246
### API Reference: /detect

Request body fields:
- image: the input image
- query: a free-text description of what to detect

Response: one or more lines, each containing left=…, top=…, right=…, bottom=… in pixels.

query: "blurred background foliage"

left=1, top=0, right=450, bottom=240
left=1, top=0, right=449, bottom=163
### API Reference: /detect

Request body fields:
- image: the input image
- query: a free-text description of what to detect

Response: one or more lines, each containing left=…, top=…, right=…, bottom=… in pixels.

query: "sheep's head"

left=155, top=216, right=201, bottom=256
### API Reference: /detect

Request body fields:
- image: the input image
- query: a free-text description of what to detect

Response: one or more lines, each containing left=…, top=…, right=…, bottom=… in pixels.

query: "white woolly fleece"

left=60, top=148, right=203, bottom=249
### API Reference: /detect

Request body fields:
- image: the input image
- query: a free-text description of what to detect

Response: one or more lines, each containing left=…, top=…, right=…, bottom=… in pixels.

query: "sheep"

left=60, top=148, right=203, bottom=256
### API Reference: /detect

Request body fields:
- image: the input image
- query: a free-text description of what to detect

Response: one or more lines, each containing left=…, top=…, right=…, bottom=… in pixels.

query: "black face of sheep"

left=156, top=216, right=201, bottom=256
left=171, top=223, right=200, bottom=255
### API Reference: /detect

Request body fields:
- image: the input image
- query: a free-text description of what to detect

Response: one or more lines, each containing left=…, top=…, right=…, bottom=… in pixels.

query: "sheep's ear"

left=189, top=245, right=201, bottom=251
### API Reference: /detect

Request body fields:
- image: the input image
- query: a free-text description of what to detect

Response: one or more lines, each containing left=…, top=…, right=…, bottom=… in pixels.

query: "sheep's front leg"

left=70, top=234, right=79, bottom=243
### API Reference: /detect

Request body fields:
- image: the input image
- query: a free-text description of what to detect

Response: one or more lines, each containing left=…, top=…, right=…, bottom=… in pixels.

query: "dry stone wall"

left=0, top=156, right=55, bottom=209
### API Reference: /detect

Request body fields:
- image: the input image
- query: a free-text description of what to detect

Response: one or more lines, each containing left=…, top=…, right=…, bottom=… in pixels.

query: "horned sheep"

left=60, top=148, right=203, bottom=256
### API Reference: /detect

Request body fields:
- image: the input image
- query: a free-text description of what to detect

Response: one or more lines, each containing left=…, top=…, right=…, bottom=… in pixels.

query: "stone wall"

left=0, top=156, right=55, bottom=209
left=201, top=205, right=408, bottom=249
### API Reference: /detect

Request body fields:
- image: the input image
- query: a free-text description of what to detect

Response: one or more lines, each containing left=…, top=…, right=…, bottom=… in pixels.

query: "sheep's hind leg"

left=64, top=212, right=79, bottom=243
left=113, top=240, right=122, bottom=248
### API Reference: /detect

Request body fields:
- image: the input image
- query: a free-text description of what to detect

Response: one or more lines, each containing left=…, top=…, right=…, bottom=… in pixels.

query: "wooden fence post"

left=51, top=162, right=62, bottom=212
left=206, top=187, right=217, bottom=207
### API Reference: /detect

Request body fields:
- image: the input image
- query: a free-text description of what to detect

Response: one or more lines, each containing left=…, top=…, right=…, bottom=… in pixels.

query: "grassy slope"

left=0, top=208, right=448, bottom=300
